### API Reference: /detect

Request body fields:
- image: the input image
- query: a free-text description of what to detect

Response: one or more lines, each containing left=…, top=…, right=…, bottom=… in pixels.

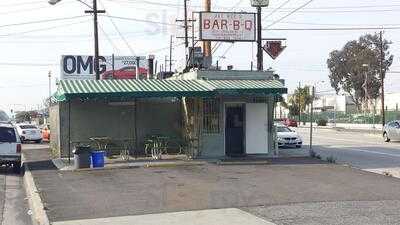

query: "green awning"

left=54, top=79, right=287, bottom=102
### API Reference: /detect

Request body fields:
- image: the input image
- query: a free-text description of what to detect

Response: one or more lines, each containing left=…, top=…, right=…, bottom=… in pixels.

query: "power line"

left=100, top=15, right=177, bottom=26
left=268, top=21, right=400, bottom=27
left=99, top=0, right=136, bottom=55
left=0, top=1, right=48, bottom=7
left=105, top=0, right=400, bottom=10
left=263, top=26, right=400, bottom=31
left=262, top=0, right=292, bottom=20
left=98, top=24, right=122, bottom=54
left=265, top=0, right=315, bottom=29
left=0, top=15, right=89, bottom=29
left=0, top=19, right=91, bottom=37
left=0, top=62, right=58, bottom=67
left=278, top=8, right=400, bottom=13
left=211, top=0, right=244, bottom=55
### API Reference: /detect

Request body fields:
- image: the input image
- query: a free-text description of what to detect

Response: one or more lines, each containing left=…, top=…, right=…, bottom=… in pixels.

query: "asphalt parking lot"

left=24, top=146, right=400, bottom=224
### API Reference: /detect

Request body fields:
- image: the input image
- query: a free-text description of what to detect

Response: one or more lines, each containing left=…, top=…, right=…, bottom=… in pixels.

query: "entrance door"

left=225, top=105, right=245, bottom=156
left=246, top=103, right=268, bottom=154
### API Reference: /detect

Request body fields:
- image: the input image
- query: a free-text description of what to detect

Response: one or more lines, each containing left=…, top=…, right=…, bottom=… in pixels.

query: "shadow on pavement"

left=25, top=160, right=57, bottom=171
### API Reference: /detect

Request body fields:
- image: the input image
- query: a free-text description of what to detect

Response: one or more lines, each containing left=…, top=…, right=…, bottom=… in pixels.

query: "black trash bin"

left=73, top=146, right=92, bottom=169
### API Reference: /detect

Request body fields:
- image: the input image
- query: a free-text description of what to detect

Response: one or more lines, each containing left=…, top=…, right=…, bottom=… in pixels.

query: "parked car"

left=16, top=124, right=42, bottom=143
left=276, top=125, right=302, bottom=148
left=41, top=125, right=50, bottom=142
left=0, top=122, right=22, bottom=173
left=280, top=118, right=298, bottom=127
left=383, top=120, right=400, bottom=142
left=101, top=66, right=148, bottom=80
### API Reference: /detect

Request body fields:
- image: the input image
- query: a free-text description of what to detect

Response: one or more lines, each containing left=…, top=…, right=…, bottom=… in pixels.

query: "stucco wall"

left=198, top=96, right=275, bottom=158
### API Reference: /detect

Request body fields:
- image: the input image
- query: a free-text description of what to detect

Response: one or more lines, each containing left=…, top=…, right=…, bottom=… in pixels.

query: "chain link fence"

left=295, top=110, right=400, bottom=124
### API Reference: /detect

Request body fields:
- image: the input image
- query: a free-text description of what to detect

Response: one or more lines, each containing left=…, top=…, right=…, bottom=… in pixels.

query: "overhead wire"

left=98, top=25, right=122, bottom=54
left=0, top=18, right=92, bottom=37
left=262, top=0, right=292, bottom=20
left=98, top=0, right=136, bottom=55
left=100, top=15, right=177, bottom=27
left=264, top=26, right=400, bottom=31
left=0, top=15, right=89, bottom=29
left=265, top=0, right=315, bottom=29
left=211, top=0, right=244, bottom=55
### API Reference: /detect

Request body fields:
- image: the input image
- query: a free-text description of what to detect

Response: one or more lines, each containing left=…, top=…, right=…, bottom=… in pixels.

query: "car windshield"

left=20, top=125, right=37, bottom=129
left=0, top=127, right=17, bottom=142
left=276, top=126, right=292, bottom=132
left=122, top=66, right=135, bottom=71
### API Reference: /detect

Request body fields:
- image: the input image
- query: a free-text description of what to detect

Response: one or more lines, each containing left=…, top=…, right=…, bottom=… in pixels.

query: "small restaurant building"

left=50, top=69, right=287, bottom=161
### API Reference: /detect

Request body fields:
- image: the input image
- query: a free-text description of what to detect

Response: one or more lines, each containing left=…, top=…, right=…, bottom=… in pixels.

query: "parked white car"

left=276, top=125, right=303, bottom=148
left=383, top=120, right=400, bottom=142
left=0, top=122, right=22, bottom=173
left=16, top=124, right=42, bottom=143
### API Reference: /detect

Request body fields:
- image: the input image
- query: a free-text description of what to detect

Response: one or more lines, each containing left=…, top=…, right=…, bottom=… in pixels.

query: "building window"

left=203, top=98, right=220, bottom=134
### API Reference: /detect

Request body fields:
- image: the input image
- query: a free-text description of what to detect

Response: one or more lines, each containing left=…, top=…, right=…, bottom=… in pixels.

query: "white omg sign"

left=199, top=12, right=256, bottom=42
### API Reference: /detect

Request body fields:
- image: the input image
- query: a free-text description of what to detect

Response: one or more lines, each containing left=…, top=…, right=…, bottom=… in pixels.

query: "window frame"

left=202, top=98, right=221, bottom=134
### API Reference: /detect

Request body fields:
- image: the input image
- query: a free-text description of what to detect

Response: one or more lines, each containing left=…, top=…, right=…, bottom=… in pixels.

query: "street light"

left=49, top=0, right=105, bottom=80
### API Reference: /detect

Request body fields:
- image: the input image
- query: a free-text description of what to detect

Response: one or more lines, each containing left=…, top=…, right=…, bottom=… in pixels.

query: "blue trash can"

left=91, top=151, right=105, bottom=168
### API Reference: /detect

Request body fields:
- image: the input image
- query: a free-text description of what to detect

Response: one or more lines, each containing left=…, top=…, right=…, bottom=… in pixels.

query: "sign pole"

left=203, top=0, right=212, bottom=68
left=256, top=6, right=263, bottom=71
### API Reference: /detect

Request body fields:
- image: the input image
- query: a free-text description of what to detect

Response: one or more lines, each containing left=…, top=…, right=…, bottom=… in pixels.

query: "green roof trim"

left=54, top=79, right=287, bottom=102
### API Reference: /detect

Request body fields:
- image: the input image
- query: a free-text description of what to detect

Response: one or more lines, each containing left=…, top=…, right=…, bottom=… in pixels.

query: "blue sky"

left=0, top=0, right=399, bottom=112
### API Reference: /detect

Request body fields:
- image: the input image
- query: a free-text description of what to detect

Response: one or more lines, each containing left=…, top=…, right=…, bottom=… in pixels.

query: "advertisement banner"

left=60, top=55, right=148, bottom=80
left=199, top=12, right=256, bottom=42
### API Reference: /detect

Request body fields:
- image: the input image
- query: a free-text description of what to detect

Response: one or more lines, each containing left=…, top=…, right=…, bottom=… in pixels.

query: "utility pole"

left=256, top=6, right=263, bottom=71
left=203, top=0, right=212, bottom=68
left=164, top=55, right=168, bottom=73
left=184, top=0, right=189, bottom=48
left=380, top=30, right=386, bottom=127
left=298, top=82, right=301, bottom=126
left=84, top=0, right=105, bottom=80
left=48, top=71, right=52, bottom=101
left=169, top=35, right=173, bottom=72
left=310, top=86, right=315, bottom=152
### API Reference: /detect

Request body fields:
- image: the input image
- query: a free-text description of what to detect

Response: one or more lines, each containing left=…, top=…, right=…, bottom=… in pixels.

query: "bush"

left=316, top=119, right=328, bottom=126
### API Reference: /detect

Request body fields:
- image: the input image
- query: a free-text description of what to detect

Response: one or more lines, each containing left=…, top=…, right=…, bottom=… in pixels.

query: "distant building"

left=313, top=94, right=356, bottom=113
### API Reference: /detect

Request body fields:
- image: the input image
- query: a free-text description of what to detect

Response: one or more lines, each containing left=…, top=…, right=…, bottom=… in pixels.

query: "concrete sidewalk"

left=52, top=208, right=276, bottom=225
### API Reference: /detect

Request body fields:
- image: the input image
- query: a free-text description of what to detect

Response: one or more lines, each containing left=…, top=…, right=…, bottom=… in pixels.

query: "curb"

left=22, top=153, right=50, bottom=225
left=298, top=126, right=382, bottom=135
left=53, top=158, right=207, bottom=172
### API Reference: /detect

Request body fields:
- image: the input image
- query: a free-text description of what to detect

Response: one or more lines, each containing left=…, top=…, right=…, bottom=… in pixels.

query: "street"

left=293, top=127, right=400, bottom=176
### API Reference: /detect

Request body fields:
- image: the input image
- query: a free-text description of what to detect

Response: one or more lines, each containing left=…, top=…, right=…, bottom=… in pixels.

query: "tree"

left=15, top=111, right=37, bottom=123
left=327, top=33, right=393, bottom=111
left=287, top=86, right=313, bottom=117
